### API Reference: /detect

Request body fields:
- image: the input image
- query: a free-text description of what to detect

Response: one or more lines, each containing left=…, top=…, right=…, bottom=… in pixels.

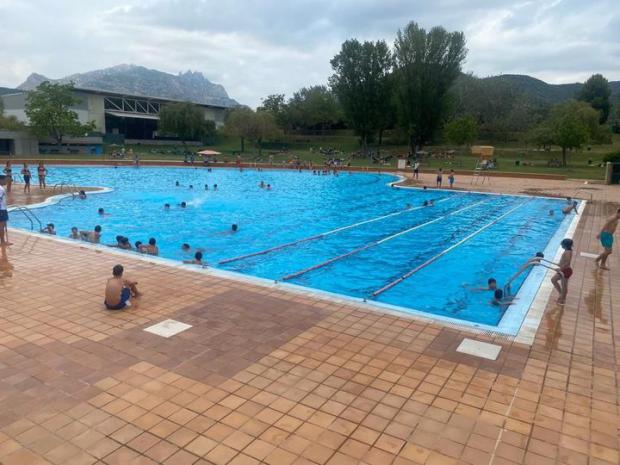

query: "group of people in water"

left=478, top=240, right=573, bottom=307
left=3, top=162, right=49, bottom=194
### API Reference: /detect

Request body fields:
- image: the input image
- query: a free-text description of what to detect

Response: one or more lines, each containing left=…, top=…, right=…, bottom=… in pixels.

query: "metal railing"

left=51, top=183, right=78, bottom=195
left=7, top=205, right=43, bottom=231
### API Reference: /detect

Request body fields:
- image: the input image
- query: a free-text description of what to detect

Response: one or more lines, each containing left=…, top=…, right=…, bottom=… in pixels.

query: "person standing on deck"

left=413, top=160, right=420, bottom=180
left=3, top=162, right=13, bottom=193
left=37, top=162, right=47, bottom=189
left=0, top=175, right=10, bottom=246
left=21, top=163, right=32, bottom=193
left=436, top=168, right=443, bottom=187
left=594, top=208, right=620, bottom=270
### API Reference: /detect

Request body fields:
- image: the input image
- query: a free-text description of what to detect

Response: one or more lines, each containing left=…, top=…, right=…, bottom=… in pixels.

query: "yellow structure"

left=471, top=145, right=495, bottom=158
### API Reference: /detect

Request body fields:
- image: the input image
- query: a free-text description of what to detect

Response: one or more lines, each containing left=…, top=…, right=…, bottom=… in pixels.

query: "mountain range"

left=3, top=65, right=619, bottom=108
left=14, top=64, right=238, bottom=107
left=473, top=74, right=620, bottom=104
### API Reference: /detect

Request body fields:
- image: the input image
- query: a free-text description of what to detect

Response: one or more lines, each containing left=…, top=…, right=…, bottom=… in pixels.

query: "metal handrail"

left=7, top=205, right=43, bottom=231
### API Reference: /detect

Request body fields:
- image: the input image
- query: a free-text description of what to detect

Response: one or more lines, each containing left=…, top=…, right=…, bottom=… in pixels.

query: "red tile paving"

left=0, top=174, right=618, bottom=464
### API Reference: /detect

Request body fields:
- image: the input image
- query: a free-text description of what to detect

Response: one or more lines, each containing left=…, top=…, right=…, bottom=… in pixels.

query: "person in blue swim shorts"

left=595, top=208, right=620, bottom=270
left=104, top=265, right=141, bottom=310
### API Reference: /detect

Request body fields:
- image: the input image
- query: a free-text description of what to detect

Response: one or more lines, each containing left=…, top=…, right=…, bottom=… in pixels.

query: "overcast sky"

left=1, top=0, right=618, bottom=107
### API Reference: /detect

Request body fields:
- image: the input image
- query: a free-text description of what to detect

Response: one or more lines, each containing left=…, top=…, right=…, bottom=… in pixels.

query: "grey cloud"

left=0, top=0, right=618, bottom=106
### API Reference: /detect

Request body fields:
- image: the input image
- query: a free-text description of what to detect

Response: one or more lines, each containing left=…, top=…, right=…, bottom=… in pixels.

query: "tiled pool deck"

left=0, top=173, right=619, bottom=465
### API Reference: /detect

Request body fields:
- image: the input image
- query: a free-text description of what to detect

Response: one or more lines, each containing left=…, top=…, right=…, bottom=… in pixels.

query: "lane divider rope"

left=218, top=195, right=454, bottom=265
left=370, top=199, right=530, bottom=297
left=282, top=198, right=488, bottom=281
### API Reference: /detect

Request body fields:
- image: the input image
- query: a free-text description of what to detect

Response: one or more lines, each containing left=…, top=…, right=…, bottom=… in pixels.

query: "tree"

left=0, top=99, right=26, bottom=131
left=578, top=74, right=611, bottom=124
left=224, top=107, right=254, bottom=152
left=25, top=81, right=94, bottom=145
left=158, top=102, right=215, bottom=146
left=444, top=116, right=478, bottom=147
left=329, top=39, right=393, bottom=156
left=393, top=22, right=467, bottom=154
left=224, top=107, right=281, bottom=155
left=257, top=94, right=290, bottom=131
left=545, top=100, right=605, bottom=166
left=287, top=86, right=342, bottom=132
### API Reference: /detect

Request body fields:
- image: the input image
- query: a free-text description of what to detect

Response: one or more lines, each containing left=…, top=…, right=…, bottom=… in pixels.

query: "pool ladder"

left=8, top=205, right=43, bottom=231
left=52, top=182, right=79, bottom=195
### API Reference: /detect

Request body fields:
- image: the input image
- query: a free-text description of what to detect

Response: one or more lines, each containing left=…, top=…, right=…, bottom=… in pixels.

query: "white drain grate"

left=456, top=338, right=502, bottom=360
left=579, top=252, right=599, bottom=259
left=144, top=319, right=192, bottom=338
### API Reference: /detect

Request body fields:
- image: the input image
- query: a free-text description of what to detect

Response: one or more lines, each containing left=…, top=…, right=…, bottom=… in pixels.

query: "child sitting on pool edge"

left=104, top=264, right=140, bottom=310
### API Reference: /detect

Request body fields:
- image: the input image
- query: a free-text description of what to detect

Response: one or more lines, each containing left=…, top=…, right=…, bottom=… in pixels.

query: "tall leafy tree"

left=257, top=94, right=290, bottom=131
left=287, top=86, right=342, bottom=132
left=224, top=107, right=281, bottom=155
left=330, top=39, right=393, bottom=156
left=25, top=81, right=94, bottom=144
left=393, top=22, right=467, bottom=154
left=578, top=73, right=612, bottom=124
left=543, top=100, right=607, bottom=166
left=444, top=116, right=478, bottom=147
left=158, top=102, right=215, bottom=146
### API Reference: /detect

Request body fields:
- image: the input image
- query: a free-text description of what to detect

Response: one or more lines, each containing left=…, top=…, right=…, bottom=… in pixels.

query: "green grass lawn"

left=7, top=132, right=619, bottom=180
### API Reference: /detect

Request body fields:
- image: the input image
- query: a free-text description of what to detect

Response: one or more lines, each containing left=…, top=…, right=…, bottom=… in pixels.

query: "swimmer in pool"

left=164, top=203, right=170, bottom=210
left=98, top=208, right=110, bottom=216
left=183, top=251, right=204, bottom=265
left=80, top=225, right=102, bottom=243
left=69, top=226, right=79, bottom=239
left=139, top=238, right=159, bottom=256
left=562, top=201, right=578, bottom=215
left=472, top=278, right=498, bottom=291
left=490, top=289, right=517, bottom=307
left=179, top=201, right=187, bottom=208
left=41, top=223, right=56, bottom=235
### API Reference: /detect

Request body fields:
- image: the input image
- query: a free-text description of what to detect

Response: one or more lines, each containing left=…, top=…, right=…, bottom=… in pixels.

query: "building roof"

left=0, top=87, right=231, bottom=110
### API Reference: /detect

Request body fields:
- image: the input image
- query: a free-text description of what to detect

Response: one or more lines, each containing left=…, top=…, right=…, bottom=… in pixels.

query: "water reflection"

left=0, top=245, right=13, bottom=279
left=584, top=269, right=607, bottom=324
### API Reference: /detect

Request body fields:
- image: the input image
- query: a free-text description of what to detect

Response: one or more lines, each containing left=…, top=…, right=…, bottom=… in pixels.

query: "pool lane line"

left=281, top=198, right=488, bottom=282
left=370, top=199, right=531, bottom=298
left=218, top=196, right=455, bottom=265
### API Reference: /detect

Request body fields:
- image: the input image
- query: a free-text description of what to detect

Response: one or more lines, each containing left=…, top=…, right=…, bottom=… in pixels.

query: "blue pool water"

left=10, top=166, right=573, bottom=327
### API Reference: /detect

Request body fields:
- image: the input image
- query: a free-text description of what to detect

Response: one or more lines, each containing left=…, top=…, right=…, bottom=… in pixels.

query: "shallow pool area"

left=9, top=165, right=576, bottom=330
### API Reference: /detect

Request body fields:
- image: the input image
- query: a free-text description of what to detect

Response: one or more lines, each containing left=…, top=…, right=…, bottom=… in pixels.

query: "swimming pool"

left=10, top=166, right=575, bottom=330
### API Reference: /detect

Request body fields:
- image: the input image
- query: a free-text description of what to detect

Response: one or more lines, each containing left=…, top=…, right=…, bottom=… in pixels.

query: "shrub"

left=602, top=151, right=620, bottom=163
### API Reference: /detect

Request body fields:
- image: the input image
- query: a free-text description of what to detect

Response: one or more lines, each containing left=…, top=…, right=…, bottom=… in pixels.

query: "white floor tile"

left=580, top=252, right=599, bottom=259
left=456, top=338, right=502, bottom=360
left=144, top=319, right=192, bottom=338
